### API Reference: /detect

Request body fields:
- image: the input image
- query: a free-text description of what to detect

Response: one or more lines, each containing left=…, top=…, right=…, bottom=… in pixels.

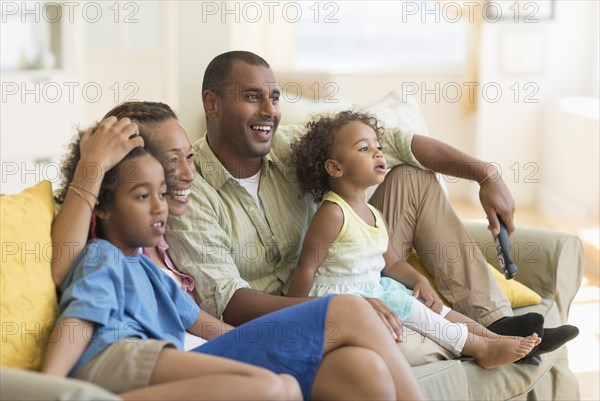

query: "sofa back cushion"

left=0, top=181, right=58, bottom=370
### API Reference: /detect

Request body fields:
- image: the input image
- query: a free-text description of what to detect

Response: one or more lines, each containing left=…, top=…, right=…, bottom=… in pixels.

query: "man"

left=166, top=50, right=575, bottom=363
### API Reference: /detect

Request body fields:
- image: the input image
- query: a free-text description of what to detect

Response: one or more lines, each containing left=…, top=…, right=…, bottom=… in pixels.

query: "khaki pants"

left=370, top=165, right=513, bottom=364
left=370, top=165, right=512, bottom=324
left=75, top=339, right=173, bottom=394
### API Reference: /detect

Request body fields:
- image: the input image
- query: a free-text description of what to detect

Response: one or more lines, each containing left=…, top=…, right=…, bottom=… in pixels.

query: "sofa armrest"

left=463, top=221, right=584, bottom=323
left=0, top=367, right=121, bottom=401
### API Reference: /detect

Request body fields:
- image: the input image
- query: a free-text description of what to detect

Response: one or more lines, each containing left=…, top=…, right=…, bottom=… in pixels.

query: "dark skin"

left=411, top=135, right=515, bottom=236
left=202, top=60, right=517, bottom=338
left=202, top=61, right=311, bottom=326
left=202, top=61, right=407, bottom=339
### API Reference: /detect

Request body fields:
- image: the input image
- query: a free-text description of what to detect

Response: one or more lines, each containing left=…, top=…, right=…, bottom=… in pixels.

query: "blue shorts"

left=192, top=295, right=334, bottom=401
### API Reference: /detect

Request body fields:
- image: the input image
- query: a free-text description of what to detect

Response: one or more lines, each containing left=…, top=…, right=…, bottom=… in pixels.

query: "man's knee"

left=384, top=165, right=437, bottom=187
left=397, top=327, right=454, bottom=366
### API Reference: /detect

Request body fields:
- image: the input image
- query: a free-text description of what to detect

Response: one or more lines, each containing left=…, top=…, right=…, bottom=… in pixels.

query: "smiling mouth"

left=250, top=124, right=272, bottom=132
left=250, top=125, right=273, bottom=140
left=170, top=189, right=191, bottom=200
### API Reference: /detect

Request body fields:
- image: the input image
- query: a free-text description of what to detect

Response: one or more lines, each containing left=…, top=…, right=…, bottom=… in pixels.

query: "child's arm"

left=287, top=202, right=343, bottom=297
left=187, top=309, right=235, bottom=341
left=41, top=317, right=95, bottom=377
left=379, top=213, right=444, bottom=314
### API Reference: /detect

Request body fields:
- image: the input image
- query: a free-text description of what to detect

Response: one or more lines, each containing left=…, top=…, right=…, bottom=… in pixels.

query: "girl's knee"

left=278, top=374, right=303, bottom=401
left=330, top=294, right=374, bottom=319
left=256, top=371, right=301, bottom=401
left=331, top=294, right=370, bottom=309
left=346, top=351, right=396, bottom=400
left=363, top=351, right=394, bottom=380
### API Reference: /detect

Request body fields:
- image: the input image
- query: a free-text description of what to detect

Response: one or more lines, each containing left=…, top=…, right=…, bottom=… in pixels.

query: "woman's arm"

left=287, top=202, right=343, bottom=297
left=51, top=118, right=143, bottom=286
left=41, top=317, right=95, bottom=377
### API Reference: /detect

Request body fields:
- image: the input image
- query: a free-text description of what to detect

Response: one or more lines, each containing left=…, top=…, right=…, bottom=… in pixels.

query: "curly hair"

left=55, top=101, right=177, bottom=207
left=95, top=146, right=150, bottom=214
left=290, top=110, right=385, bottom=203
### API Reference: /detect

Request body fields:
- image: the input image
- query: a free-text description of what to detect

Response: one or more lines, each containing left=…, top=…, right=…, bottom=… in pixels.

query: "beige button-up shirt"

left=165, top=124, right=423, bottom=318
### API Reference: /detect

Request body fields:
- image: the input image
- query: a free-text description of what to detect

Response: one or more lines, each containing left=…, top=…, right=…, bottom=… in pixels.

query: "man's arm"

left=41, top=317, right=94, bottom=377
left=166, top=178, right=310, bottom=325
left=224, top=201, right=337, bottom=323
left=224, top=289, right=310, bottom=326
left=410, top=135, right=515, bottom=235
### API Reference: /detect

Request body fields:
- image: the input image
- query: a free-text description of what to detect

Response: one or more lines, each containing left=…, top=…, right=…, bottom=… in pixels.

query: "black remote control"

left=494, top=218, right=517, bottom=279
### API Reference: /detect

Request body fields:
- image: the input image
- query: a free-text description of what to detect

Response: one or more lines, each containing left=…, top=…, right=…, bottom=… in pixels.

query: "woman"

left=49, top=101, right=425, bottom=401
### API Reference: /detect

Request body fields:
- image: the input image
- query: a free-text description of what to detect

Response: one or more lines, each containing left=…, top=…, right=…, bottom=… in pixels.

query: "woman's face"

left=149, top=119, right=195, bottom=217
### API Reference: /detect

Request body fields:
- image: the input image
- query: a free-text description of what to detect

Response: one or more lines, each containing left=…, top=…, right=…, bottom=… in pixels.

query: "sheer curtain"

left=437, top=0, right=485, bottom=115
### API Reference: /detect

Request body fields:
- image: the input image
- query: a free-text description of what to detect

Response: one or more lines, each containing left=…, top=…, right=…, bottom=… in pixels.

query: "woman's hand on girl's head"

left=80, top=116, right=145, bottom=173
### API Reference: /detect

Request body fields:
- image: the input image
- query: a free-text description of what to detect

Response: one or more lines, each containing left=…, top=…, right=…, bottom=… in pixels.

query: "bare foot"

left=471, top=333, right=540, bottom=369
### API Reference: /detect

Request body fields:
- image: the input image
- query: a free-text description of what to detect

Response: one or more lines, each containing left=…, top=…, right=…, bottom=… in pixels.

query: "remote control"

left=494, top=218, right=518, bottom=279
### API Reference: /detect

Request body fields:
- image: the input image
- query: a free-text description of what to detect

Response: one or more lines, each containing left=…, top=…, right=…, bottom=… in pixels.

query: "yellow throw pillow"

left=0, top=181, right=58, bottom=370
left=407, top=250, right=542, bottom=309
left=486, top=266, right=542, bottom=308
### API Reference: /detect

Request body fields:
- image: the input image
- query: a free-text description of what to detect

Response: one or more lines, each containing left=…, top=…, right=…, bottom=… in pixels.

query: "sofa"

left=411, top=221, right=583, bottom=400
left=0, top=89, right=584, bottom=400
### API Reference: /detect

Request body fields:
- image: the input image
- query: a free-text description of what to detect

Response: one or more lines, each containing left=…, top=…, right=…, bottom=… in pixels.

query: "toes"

left=525, top=333, right=540, bottom=345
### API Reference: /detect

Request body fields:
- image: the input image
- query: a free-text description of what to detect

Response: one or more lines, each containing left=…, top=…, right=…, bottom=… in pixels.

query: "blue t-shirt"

left=58, top=239, right=200, bottom=377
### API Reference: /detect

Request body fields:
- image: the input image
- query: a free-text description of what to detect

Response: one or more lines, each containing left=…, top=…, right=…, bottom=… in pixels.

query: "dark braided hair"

left=55, top=102, right=177, bottom=205
left=290, top=110, right=385, bottom=203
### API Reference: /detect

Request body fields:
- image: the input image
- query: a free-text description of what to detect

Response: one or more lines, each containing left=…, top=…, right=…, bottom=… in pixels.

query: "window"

left=294, top=1, right=468, bottom=72
left=0, top=2, right=63, bottom=70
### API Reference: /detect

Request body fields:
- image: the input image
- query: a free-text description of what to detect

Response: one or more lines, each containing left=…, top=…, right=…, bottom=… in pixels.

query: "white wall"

left=535, top=2, right=599, bottom=219
left=473, top=0, right=599, bottom=207
left=275, top=70, right=476, bottom=199
left=83, top=1, right=178, bottom=127
left=176, top=1, right=230, bottom=142
left=0, top=4, right=84, bottom=194
left=175, top=1, right=296, bottom=142
left=174, top=1, right=598, bottom=206
left=0, top=1, right=179, bottom=195
left=2, top=0, right=597, bottom=208
left=541, top=97, right=599, bottom=218
left=173, top=0, right=478, bottom=199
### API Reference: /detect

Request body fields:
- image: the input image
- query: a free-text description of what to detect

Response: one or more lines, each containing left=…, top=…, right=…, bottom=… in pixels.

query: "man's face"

left=213, top=61, right=281, bottom=168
